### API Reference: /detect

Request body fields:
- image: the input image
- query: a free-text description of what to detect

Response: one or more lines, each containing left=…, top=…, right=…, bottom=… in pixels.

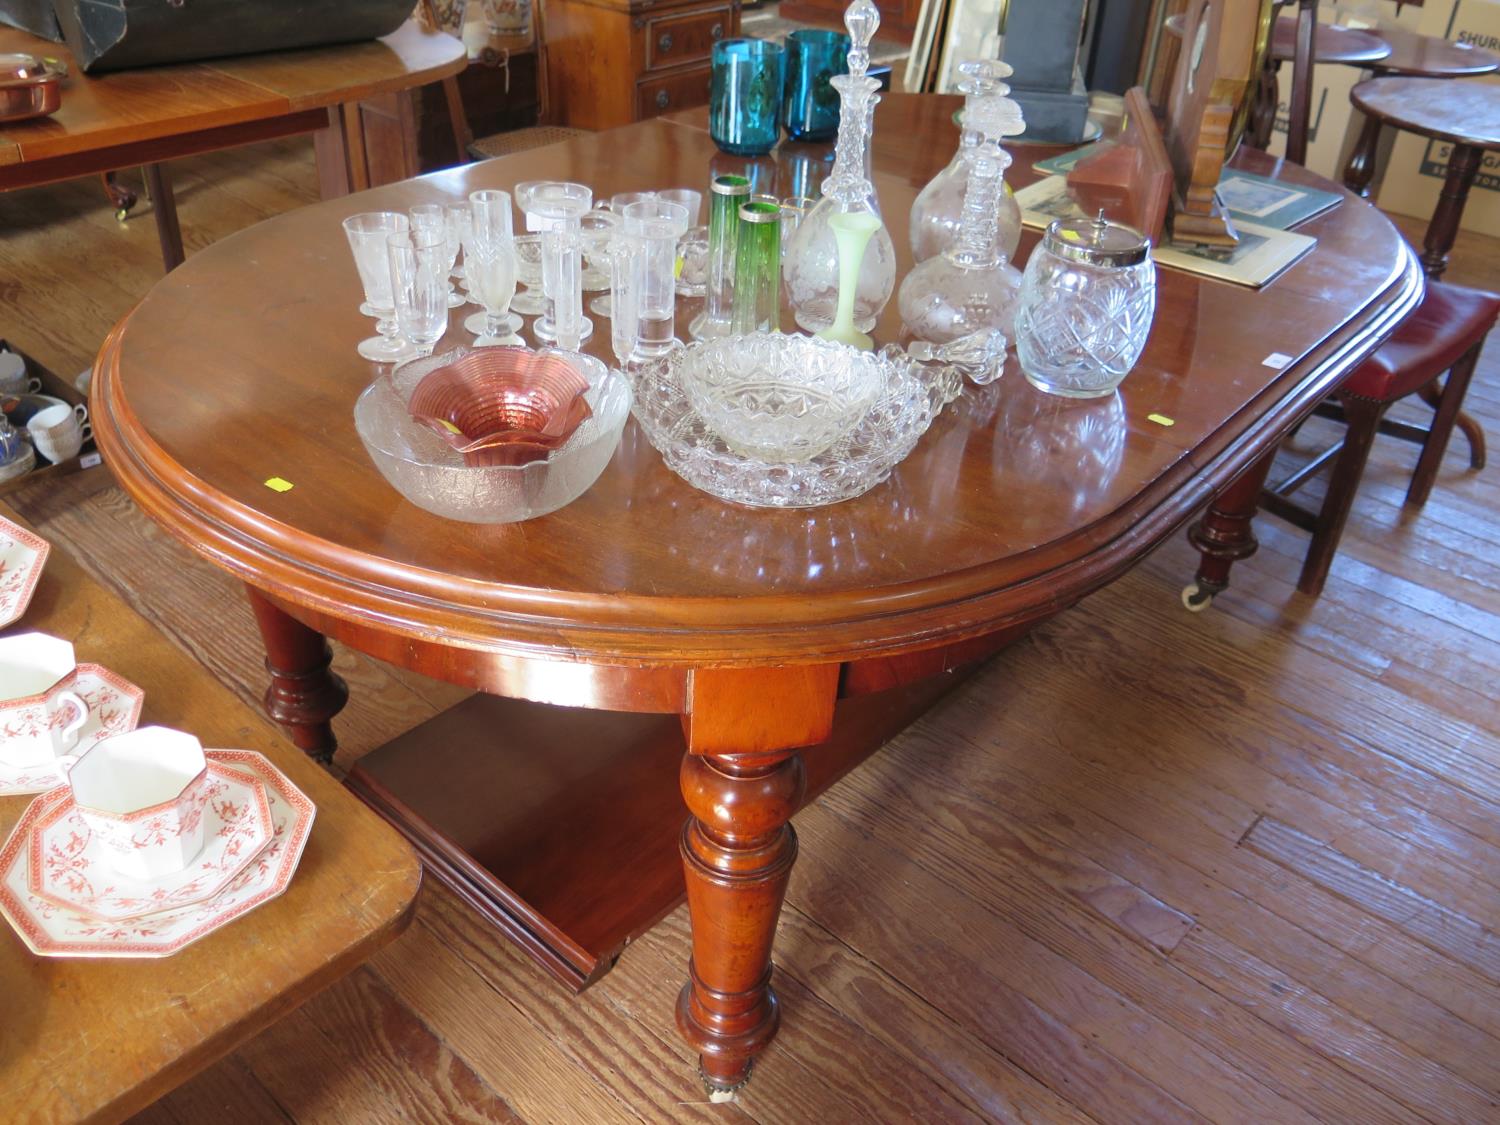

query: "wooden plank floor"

left=2, top=144, right=1497, bottom=1124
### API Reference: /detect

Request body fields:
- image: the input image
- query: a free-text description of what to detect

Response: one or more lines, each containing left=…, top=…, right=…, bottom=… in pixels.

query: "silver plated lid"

left=1043, top=212, right=1150, bottom=267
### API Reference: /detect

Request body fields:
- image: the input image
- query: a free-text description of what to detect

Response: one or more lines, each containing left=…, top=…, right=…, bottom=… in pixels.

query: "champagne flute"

left=387, top=227, right=449, bottom=358
left=467, top=189, right=522, bottom=346
left=343, top=212, right=414, bottom=363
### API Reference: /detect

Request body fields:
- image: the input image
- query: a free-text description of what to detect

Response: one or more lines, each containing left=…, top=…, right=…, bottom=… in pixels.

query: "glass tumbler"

left=343, top=211, right=414, bottom=363
left=622, top=198, right=690, bottom=357
left=710, top=39, right=787, bottom=156
left=1015, top=216, right=1157, bottom=399
left=731, top=199, right=782, bottom=334
left=386, top=228, right=450, bottom=358
left=783, top=29, right=849, bottom=142
left=659, top=188, right=704, bottom=226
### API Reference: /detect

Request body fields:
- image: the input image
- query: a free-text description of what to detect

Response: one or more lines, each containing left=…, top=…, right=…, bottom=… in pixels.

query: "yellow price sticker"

left=264, top=477, right=295, bottom=492
left=1147, top=413, right=1175, bottom=427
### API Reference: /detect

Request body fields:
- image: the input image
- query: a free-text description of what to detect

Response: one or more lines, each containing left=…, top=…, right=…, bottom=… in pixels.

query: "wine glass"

left=467, top=189, right=522, bottom=346
left=343, top=212, right=415, bottom=363
left=386, top=227, right=450, bottom=358
left=526, top=182, right=593, bottom=346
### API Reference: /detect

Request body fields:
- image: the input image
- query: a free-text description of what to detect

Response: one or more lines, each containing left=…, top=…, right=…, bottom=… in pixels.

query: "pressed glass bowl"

left=630, top=339, right=961, bottom=508
left=407, top=347, right=592, bottom=467
left=677, top=334, right=887, bottom=463
left=355, top=347, right=629, bottom=523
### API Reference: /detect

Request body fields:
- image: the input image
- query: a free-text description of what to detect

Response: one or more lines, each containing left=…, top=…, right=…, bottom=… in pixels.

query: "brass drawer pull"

left=711, top=22, right=724, bottom=39
left=659, top=32, right=674, bottom=53
left=656, top=88, right=671, bottom=109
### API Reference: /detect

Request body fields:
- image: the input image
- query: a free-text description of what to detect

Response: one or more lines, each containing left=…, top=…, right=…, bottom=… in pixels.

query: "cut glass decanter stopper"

left=909, top=59, right=1023, bottom=265
left=782, top=0, right=897, bottom=347
left=897, top=85, right=1027, bottom=346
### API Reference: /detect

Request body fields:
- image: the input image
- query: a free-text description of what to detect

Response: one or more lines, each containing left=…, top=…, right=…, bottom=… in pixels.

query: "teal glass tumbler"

left=782, top=29, right=849, bottom=143
left=731, top=199, right=783, bottom=334
left=710, top=39, right=786, bottom=157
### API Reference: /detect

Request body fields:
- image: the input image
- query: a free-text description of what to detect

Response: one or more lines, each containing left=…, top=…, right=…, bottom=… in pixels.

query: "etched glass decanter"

left=897, top=86, right=1027, bottom=345
left=783, top=0, right=896, bottom=349
left=909, top=59, right=1023, bottom=265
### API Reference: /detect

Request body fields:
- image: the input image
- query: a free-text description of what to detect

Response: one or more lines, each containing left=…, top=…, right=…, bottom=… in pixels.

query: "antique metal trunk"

left=51, top=0, right=415, bottom=73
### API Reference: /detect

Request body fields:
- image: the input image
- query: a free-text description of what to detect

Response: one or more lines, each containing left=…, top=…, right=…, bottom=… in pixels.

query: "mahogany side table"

left=1350, top=74, right=1500, bottom=278
left=1342, top=29, right=1500, bottom=198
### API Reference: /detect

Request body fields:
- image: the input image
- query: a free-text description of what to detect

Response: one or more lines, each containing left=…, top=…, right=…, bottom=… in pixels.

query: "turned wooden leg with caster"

left=675, top=665, right=837, bottom=1097
left=246, top=586, right=348, bottom=764
left=1183, top=449, right=1279, bottom=611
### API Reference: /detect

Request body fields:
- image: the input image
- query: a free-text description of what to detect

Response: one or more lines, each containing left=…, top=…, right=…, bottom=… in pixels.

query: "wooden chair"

left=1246, top=6, right=1498, bottom=596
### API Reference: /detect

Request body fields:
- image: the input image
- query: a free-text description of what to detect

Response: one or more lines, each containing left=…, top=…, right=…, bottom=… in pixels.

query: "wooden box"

left=0, top=342, right=100, bottom=496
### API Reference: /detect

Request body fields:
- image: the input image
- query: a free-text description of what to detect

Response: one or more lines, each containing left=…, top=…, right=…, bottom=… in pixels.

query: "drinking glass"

left=466, top=188, right=523, bottom=345
left=411, top=204, right=465, bottom=310
left=343, top=212, right=415, bottom=363
left=528, top=182, right=594, bottom=347
left=676, top=224, right=710, bottom=297
left=622, top=198, right=690, bottom=356
left=386, top=228, right=449, bottom=358
left=783, top=29, right=849, bottom=142
left=581, top=208, right=620, bottom=293
left=512, top=233, right=546, bottom=316
left=710, top=39, right=786, bottom=156
left=659, top=188, right=704, bottom=226
left=446, top=204, right=473, bottom=286
left=779, top=195, right=816, bottom=256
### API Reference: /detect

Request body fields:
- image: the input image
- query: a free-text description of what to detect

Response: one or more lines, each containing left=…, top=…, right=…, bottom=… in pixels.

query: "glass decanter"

left=909, top=59, right=1023, bottom=265
left=897, top=86, right=1026, bottom=345
left=782, top=0, right=896, bottom=349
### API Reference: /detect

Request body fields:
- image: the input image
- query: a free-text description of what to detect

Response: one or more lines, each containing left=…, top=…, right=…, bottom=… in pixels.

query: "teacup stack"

left=0, top=724, right=316, bottom=958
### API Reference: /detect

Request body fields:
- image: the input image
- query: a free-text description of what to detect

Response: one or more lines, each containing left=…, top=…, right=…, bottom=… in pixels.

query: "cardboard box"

left=1376, top=0, right=1500, bottom=234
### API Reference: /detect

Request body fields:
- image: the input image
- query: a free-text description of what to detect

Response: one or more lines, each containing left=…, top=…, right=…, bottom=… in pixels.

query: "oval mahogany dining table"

left=91, top=94, right=1423, bottom=1094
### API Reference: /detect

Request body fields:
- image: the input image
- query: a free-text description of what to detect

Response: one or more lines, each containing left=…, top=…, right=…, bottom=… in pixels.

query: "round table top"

left=1351, top=74, right=1500, bottom=149
left=1270, top=18, right=1392, bottom=65
left=1371, top=26, right=1500, bottom=78
left=92, top=95, right=1422, bottom=669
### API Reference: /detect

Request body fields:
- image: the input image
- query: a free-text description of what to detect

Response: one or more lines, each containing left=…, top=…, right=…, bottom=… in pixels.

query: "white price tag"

left=1262, top=352, right=1293, bottom=369
left=79, top=452, right=102, bottom=469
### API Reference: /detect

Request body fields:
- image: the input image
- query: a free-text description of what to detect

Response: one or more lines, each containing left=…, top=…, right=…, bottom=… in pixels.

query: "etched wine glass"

left=466, top=188, right=523, bottom=346
left=343, top=211, right=415, bottom=363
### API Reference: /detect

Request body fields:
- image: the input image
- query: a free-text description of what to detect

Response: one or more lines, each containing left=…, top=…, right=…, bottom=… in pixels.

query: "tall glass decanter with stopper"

left=783, top=0, right=896, bottom=349
left=909, top=59, right=1023, bottom=264
left=897, top=85, right=1026, bottom=344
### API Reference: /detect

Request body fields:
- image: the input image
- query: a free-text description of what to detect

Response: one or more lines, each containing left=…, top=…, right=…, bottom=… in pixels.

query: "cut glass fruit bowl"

left=630, top=334, right=962, bottom=508
left=355, top=346, right=629, bottom=523
left=678, top=333, right=886, bottom=463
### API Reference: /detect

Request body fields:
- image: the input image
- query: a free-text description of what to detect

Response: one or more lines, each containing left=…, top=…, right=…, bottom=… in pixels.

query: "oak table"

left=1350, top=75, right=1500, bottom=280
left=0, top=21, right=466, bottom=269
left=91, top=94, right=1422, bottom=1094
left=0, top=502, right=422, bottom=1123
left=1341, top=29, right=1500, bottom=198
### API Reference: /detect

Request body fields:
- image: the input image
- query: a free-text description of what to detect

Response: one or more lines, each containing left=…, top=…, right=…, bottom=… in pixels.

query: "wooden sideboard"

left=543, top=0, right=740, bottom=129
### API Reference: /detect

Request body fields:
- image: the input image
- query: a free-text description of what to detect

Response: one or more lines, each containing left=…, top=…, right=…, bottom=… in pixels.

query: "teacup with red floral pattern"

left=67, top=726, right=213, bottom=880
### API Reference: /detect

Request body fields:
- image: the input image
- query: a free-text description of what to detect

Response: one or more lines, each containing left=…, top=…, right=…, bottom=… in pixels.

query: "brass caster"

left=114, top=208, right=130, bottom=223
left=700, top=1060, right=752, bottom=1103
left=1181, top=583, right=1214, bottom=613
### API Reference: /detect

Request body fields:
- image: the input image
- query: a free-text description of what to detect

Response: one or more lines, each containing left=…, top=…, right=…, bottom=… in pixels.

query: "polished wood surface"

left=95, top=97, right=1421, bottom=668
left=1352, top=75, right=1500, bottom=278
left=1352, top=73, right=1500, bottom=149
left=0, top=501, right=422, bottom=1124
left=0, top=22, right=466, bottom=176
left=1371, top=26, right=1500, bottom=78
left=5, top=141, right=1498, bottom=1119
left=91, top=94, right=1422, bottom=1088
left=1270, top=16, right=1391, bottom=65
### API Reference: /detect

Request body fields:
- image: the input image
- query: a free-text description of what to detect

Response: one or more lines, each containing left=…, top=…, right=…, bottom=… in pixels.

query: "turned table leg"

left=1421, top=141, right=1484, bottom=279
left=675, top=665, right=838, bottom=1095
left=246, top=586, right=348, bottom=764
left=1343, top=113, right=1383, bottom=198
left=1183, top=448, right=1279, bottom=610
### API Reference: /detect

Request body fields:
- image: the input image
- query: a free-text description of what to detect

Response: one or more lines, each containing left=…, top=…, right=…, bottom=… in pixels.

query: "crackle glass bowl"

left=355, top=346, right=629, bottom=523
left=677, top=333, right=886, bottom=464
left=630, top=335, right=961, bottom=508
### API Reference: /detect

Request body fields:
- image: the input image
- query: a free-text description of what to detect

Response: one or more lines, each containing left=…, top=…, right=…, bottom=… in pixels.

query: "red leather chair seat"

left=1344, top=280, right=1500, bottom=401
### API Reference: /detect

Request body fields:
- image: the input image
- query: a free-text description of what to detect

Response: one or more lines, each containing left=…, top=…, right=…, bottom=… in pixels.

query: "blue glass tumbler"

left=710, top=39, right=786, bottom=157
left=782, top=29, right=849, bottom=143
